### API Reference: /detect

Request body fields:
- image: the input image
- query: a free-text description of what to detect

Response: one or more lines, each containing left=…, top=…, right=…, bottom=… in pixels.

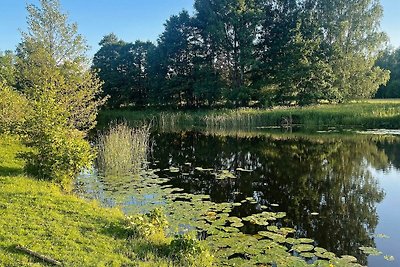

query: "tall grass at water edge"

left=98, top=100, right=400, bottom=130
left=96, top=123, right=150, bottom=176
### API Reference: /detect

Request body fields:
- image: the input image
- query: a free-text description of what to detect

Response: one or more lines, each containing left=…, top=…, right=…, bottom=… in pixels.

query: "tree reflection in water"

left=150, top=131, right=395, bottom=264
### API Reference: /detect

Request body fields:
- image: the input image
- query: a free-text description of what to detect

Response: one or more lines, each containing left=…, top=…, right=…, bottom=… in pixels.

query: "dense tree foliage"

left=375, top=47, right=400, bottom=98
left=12, top=0, right=105, bottom=189
left=0, top=81, right=29, bottom=134
left=93, top=34, right=155, bottom=108
left=0, top=51, right=16, bottom=87
left=93, top=0, right=389, bottom=108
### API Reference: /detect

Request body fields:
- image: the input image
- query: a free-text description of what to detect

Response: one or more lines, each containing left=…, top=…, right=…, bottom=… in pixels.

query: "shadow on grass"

left=99, top=221, right=174, bottom=263
left=0, top=166, right=24, bottom=177
left=100, top=220, right=131, bottom=240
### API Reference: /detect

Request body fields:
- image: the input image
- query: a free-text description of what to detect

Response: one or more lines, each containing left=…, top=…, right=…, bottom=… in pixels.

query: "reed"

left=98, top=100, right=400, bottom=131
left=96, top=122, right=150, bottom=176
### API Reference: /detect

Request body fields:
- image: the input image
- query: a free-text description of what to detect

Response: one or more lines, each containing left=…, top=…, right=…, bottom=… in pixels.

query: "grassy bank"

left=98, top=100, right=400, bottom=130
left=0, top=136, right=211, bottom=267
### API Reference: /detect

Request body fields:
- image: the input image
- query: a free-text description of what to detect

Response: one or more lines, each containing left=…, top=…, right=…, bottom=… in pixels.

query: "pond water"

left=78, top=128, right=400, bottom=266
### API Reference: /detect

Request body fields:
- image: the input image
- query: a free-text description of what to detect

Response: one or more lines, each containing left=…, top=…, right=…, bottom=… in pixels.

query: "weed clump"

left=96, top=123, right=150, bottom=176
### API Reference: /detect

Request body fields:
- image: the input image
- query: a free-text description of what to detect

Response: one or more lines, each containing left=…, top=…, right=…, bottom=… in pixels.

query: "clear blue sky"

left=0, top=0, right=399, bottom=57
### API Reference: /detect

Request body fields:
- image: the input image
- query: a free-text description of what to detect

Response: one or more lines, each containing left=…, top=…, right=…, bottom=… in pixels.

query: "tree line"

left=92, top=0, right=390, bottom=109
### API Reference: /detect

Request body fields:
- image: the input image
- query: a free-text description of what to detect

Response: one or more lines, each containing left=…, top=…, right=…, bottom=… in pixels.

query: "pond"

left=78, top=128, right=400, bottom=266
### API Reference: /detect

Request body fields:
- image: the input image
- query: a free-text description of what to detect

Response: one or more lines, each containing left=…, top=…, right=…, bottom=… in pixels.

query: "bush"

left=96, top=123, right=150, bottom=176
left=18, top=78, right=95, bottom=191
left=169, top=233, right=214, bottom=267
left=21, top=128, right=94, bottom=191
left=125, top=208, right=169, bottom=239
left=0, top=81, right=29, bottom=134
left=125, top=209, right=214, bottom=267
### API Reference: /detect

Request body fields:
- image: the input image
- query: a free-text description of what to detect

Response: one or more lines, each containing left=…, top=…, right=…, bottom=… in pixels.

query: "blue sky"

left=0, top=0, right=399, bottom=56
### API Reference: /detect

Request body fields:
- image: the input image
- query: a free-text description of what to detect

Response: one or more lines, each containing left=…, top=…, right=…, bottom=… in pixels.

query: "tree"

left=0, top=51, right=16, bottom=87
left=0, top=80, right=29, bottom=134
left=23, top=0, right=87, bottom=65
left=93, top=34, right=155, bottom=108
left=253, top=0, right=299, bottom=104
left=194, top=0, right=261, bottom=106
left=375, top=47, right=400, bottom=98
left=314, top=0, right=390, bottom=101
left=149, top=11, right=199, bottom=107
left=91, top=0, right=390, bottom=108
left=271, top=1, right=335, bottom=105
left=16, top=0, right=104, bottom=189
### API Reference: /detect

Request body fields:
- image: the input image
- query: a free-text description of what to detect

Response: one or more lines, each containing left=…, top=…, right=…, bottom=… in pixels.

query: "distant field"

left=98, top=100, right=400, bottom=130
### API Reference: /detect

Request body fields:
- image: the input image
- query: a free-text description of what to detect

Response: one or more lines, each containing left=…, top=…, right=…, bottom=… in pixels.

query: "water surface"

left=79, top=129, right=400, bottom=266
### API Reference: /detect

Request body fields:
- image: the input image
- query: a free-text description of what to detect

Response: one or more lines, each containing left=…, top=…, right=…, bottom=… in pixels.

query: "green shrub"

left=0, top=81, right=29, bottom=134
left=96, top=122, right=150, bottom=176
left=169, top=233, right=214, bottom=267
left=21, top=128, right=93, bottom=191
left=125, top=208, right=169, bottom=239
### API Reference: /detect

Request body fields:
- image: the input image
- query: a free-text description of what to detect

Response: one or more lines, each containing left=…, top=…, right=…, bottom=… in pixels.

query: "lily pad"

left=384, top=255, right=395, bottom=262
left=292, top=244, right=314, bottom=252
left=236, top=167, right=253, bottom=172
left=300, top=252, right=315, bottom=258
left=359, top=246, right=382, bottom=256
left=168, top=167, right=180, bottom=173
left=374, top=233, right=390, bottom=239
left=231, top=222, right=245, bottom=228
left=195, top=167, right=213, bottom=172
left=341, top=255, right=357, bottom=262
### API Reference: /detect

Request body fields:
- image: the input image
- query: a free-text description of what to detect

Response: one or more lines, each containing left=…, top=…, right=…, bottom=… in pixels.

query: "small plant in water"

left=96, top=122, right=150, bottom=176
left=169, top=233, right=214, bottom=267
left=125, top=208, right=169, bottom=239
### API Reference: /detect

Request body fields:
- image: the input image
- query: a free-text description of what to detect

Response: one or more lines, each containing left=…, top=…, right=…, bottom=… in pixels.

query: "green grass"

left=0, top=136, right=212, bottom=267
left=98, top=100, right=400, bottom=130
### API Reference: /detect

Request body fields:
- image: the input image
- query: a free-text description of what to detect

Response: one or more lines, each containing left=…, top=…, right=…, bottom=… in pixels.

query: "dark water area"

left=79, top=129, right=400, bottom=266
left=148, top=130, right=399, bottom=266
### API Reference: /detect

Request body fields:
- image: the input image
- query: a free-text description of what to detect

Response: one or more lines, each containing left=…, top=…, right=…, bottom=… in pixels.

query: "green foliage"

left=92, top=0, right=389, bottom=108
left=16, top=0, right=105, bottom=132
left=126, top=208, right=169, bottom=239
left=13, top=0, right=105, bottom=187
left=93, top=35, right=155, bottom=108
left=314, top=0, right=390, bottom=101
left=274, top=17, right=335, bottom=105
left=18, top=69, right=95, bottom=190
left=376, top=48, right=400, bottom=98
left=23, top=0, right=87, bottom=65
left=21, top=129, right=93, bottom=191
left=0, top=81, right=29, bottom=134
left=0, top=51, right=16, bottom=86
left=169, top=234, right=214, bottom=267
left=96, top=123, right=150, bottom=176
left=149, top=11, right=201, bottom=107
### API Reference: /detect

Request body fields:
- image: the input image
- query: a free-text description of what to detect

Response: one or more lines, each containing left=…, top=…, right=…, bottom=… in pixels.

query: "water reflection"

left=150, top=131, right=399, bottom=264
left=78, top=130, right=400, bottom=265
